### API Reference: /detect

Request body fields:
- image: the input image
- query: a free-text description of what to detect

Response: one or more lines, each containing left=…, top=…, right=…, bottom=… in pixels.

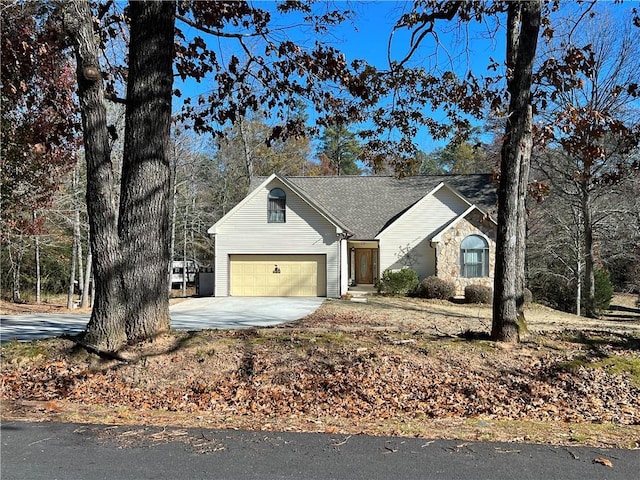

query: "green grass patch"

left=593, top=356, right=640, bottom=387
left=1, top=340, right=47, bottom=360
left=558, top=354, right=589, bottom=373
left=558, top=352, right=640, bottom=386
left=568, top=433, right=588, bottom=443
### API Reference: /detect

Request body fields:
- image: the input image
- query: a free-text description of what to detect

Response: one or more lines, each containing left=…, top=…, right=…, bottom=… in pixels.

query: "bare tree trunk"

left=190, top=194, right=196, bottom=266
left=492, top=1, right=541, bottom=342
left=80, top=230, right=92, bottom=308
left=65, top=0, right=127, bottom=351
left=33, top=211, right=41, bottom=304
left=582, top=183, right=596, bottom=317
left=76, top=222, right=84, bottom=297
left=67, top=230, right=77, bottom=309
left=74, top=160, right=84, bottom=299
left=169, top=160, right=178, bottom=295
left=182, top=202, right=188, bottom=297
left=118, top=0, right=175, bottom=342
left=12, top=258, right=21, bottom=302
left=71, top=163, right=83, bottom=306
left=8, top=244, right=23, bottom=302
left=515, top=104, right=532, bottom=331
left=239, top=117, right=254, bottom=179
left=576, top=256, right=582, bottom=316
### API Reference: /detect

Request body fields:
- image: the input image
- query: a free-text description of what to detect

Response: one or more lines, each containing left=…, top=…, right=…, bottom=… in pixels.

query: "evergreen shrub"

left=415, top=276, right=455, bottom=300
left=376, top=268, right=419, bottom=296
left=464, top=284, right=493, bottom=304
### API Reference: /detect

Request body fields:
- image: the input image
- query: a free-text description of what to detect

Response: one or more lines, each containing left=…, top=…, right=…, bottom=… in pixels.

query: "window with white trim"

left=461, top=235, right=489, bottom=278
left=268, top=188, right=286, bottom=223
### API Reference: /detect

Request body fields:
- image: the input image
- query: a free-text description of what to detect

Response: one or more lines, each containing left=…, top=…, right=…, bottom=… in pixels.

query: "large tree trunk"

left=492, top=1, right=541, bottom=342
left=118, top=0, right=175, bottom=342
left=64, top=0, right=127, bottom=351
left=515, top=104, right=532, bottom=331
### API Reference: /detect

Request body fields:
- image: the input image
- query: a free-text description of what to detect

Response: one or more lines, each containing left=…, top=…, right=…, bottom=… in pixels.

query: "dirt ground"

left=0, top=291, right=192, bottom=315
left=1, top=294, right=639, bottom=449
left=3, top=291, right=636, bottom=323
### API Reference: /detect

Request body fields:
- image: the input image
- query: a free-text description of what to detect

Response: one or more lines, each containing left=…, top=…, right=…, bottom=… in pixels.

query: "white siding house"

left=376, top=184, right=471, bottom=280
left=208, top=173, right=497, bottom=298
left=209, top=176, right=346, bottom=298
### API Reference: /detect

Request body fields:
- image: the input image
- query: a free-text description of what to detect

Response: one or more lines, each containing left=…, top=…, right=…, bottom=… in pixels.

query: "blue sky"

left=174, top=1, right=508, bottom=154
left=174, top=1, right=638, bottom=155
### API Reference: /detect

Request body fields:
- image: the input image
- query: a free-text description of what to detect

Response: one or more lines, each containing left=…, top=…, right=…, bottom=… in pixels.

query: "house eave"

left=275, top=174, right=352, bottom=236
left=207, top=173, right=353, bottom=237
left=430, top=204, right=497, bottom=244
left=374, top=182, right=447, bottom=240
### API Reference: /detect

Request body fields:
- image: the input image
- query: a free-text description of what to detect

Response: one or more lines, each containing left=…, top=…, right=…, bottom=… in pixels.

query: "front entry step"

left=347, top=285, right=375, bottom=302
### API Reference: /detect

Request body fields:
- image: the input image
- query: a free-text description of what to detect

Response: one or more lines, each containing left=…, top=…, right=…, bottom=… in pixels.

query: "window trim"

left=267, top=188, right=286, bottom=223
left=460, top=234, right=489, bottom=278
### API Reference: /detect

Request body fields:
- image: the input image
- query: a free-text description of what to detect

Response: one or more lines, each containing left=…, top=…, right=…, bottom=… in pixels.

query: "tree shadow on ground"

left=601, top=304, right=640, bottom=322
left=558, top=330, right=640, bottom=353
left=63, top=327, right=242, bottom=373
left=366, top=298, right=489, bottom=321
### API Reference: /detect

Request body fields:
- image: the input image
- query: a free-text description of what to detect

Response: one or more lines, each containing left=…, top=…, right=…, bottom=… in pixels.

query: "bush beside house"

left=376, top=268, right=419, bottom=296
left=464, top=284, right=493, bottom=304
left=414, top=276, right=455, bottom=300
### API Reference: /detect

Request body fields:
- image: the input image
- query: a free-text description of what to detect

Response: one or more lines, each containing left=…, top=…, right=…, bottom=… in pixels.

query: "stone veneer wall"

left=435, top=210, right=496, bottom=296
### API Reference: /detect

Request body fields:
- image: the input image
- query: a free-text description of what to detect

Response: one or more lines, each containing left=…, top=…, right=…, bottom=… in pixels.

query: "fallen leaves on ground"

left=1, top=298, right=639, bottom=448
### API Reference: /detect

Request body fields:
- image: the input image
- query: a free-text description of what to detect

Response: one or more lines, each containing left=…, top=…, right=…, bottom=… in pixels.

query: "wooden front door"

left=355, top=249, right=374, bottom=284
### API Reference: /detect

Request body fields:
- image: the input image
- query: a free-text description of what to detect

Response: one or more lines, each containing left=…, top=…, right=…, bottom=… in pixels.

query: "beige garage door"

left=230, top=255, right=326, bottom=297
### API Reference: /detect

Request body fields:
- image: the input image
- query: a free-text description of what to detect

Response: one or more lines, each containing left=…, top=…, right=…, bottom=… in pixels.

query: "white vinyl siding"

left=377, top=187, right=468, bottom=280
left=213, top=179, right=340, bottom=297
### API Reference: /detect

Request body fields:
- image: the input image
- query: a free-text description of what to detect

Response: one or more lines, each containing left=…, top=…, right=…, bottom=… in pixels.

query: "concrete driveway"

left=0, top=297, right=324, bottom=343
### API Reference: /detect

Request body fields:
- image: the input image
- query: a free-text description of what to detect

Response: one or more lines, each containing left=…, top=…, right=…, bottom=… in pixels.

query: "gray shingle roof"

left=252, top=175, right=497, bottom=239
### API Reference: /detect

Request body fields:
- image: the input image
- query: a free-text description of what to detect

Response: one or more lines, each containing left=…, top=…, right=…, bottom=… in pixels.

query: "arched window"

left=461, top=235, right=489, bottom=278
left=268, top=188, right=286, bottom=223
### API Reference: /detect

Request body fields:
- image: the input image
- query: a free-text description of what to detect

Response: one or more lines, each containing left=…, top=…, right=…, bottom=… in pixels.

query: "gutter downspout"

left=337, top=231, right=352, bottom=297
left=430, top=241, right=439, bottom=277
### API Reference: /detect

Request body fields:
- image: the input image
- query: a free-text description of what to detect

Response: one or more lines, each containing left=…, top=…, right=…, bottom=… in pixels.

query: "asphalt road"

left=1, top=421, right=638, bottom=480
left=0, top=297, right=324, bottom=342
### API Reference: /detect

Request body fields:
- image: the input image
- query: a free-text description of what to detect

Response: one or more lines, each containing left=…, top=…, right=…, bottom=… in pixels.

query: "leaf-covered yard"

left=2, top=296, right=639, bottom=448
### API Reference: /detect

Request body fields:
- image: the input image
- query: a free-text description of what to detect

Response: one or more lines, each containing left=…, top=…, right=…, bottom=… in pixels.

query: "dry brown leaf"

left=593, top=457, right=613, bottom=467
left=44, top=400, right=62, bottom=412
left=2, top=297, right=639, bottom=449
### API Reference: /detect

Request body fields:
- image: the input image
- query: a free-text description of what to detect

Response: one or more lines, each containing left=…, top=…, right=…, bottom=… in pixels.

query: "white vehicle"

left=170, top=260, right=197, bottom=288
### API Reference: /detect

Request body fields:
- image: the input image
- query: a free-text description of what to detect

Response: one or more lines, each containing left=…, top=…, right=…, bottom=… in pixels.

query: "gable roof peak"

left=266, top=174, right=496, bottom=240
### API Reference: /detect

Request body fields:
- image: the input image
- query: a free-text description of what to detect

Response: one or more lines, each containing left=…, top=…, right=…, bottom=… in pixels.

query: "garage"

left=229, top=254, right=327, bottom=297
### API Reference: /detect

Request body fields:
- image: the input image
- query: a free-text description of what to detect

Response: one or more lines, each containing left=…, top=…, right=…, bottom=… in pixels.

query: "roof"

left=251, top=174, right=497, bottom=240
